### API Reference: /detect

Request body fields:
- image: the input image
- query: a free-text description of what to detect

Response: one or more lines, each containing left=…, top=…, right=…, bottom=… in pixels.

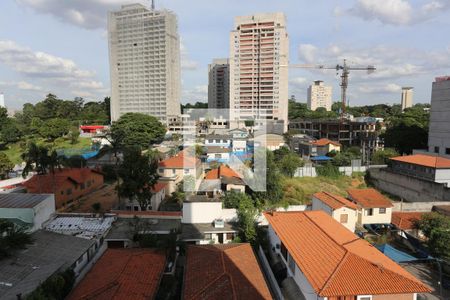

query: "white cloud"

left=180, top=40, right=198, bottom=71
left=359, top=83, right=402, bottom=94
left=15, top=0, right=145, bottom=29
left=0, top=40, right=107, bottom=101
left=343, top=0, right=450, bottom=25
left=298, top=44, right=318, bottom=63
left=0, top=80, right=43, bottom=91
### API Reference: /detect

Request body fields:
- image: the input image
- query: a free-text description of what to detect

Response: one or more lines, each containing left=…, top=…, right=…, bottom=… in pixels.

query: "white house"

left=0, top=193, right=55, bottom=232
left=125, top=182, right=167, bottom=211
left=265, top=211, right=430, bottom=300
left=347, top=188, right=393, bottom=225
left=311, top=191, right=358, bottom=232
left=228, top=128, right=249, bottom=139
left=181, top=195, right=237, bottom=245
left=205, top=146, right=230, bottom=163
left=204, top=134, right=232, bottom=147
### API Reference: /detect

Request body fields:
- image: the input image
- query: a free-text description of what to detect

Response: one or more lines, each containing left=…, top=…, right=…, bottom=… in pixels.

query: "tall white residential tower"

left=401, top=87, right=413, bottom=111
left=428, top=77, right=450, bottom=156
left=108, top=3, right=181, bottom=123
left=208, top=58, right=230, bottom=109
left=307, top=80, right=332, bottom=111
left=229, top=13, right=289, bottom=131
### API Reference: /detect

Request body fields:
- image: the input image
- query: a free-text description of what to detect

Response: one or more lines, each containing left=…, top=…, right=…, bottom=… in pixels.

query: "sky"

left=0, top=0, right=449, bottom=110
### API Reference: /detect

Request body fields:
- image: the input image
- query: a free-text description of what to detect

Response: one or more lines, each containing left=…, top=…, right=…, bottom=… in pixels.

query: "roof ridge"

left=319, top=251, right=351, bottom=294
left=302, top=212, right=348, bottom=250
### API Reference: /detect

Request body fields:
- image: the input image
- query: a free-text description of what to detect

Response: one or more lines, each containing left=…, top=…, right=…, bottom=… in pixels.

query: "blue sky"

left=0, top=0, right=449, bottom=110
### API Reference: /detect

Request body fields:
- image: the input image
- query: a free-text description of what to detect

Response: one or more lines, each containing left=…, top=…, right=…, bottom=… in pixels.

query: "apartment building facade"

left=208, top=58, right=230, bottom=109
left=401, top=87, right=413, bottom=111
left=229, top=13, right=289, bottom=132
left=307, top=80, right=332, bottom=111
left=108, top=3, right=181, bottom=123
left=428, top=76, right=450, bottom=157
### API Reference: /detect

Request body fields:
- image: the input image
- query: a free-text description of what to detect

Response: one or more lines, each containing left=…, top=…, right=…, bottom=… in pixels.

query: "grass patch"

left=0, top=137, right=92, bottom=164
left=281, top=173, right=367, bottom=205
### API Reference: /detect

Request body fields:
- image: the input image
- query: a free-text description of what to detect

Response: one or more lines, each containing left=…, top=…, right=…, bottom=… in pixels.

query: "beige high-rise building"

left=229, top=13, right=289, bottom=131
left=108, top=3, right=181, bottom=123
left=307, top=80, right=332, bottom=111
left=401, top=87, right=413, bottom=111
left=208, top=58, right=230, bottom=109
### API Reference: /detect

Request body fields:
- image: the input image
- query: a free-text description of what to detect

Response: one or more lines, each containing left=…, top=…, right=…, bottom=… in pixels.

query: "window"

left=159, top=168, right=163, bottom=173
left=379, top=208, right=386, bottom=214
left=172, top=169, right=176, bottom=175
left=435, top=146, right=440, bottom=153
left=340, top=214, right=348, bottom=224
left=366, top=208, right=373, bottom=216
left=214, top=154, right=222, bottom=159
left=204, top=233, right=212, bottom=240
left=184, top=168, right=190, bottom=175
left=226, top=233, right=234, bottom=240
left=357, top=296, right=372, bottom=300
left=280, top=242, right=287, bottom=260
left=446, top=148, right=450, bottom=155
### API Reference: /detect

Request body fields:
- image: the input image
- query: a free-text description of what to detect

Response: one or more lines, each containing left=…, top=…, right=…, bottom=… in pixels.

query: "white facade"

left=182, top=201, right=237, bottom=224
left=108, top=3, right=181, bottom=123
left=357, top=207, right=393, bottom=225
left=311, top=196, right=357, bottom=232
left=229, top=13, right=289, bottom=132
left=428, top=77, right=450, bottom=157
left=401, top=87, right=413, bottom=111
left=307, top=80, right=332, bottom=111
left=125, top=188, right=166, bottom=211
left=208, top=58, right=230, bottom=109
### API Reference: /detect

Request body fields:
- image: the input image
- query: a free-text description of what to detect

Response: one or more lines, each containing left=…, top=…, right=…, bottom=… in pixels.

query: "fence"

left=293, top=163, right=386, bottom=178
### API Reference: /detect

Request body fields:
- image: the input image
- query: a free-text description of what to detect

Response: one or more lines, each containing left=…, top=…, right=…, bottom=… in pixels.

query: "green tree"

left=0, top=219, right=33, bottom=258
left=415, top=212, right=450, bottom=260
left=0, top=153, right=14, bottom=179
left=252, top=150, right=284, bottom=206
left=111, top=113, right=166, bottom=149
left=69, top=128, right=80, bottom=144
left=0, top=119, right=22, bottom=146
left=236, top=193, right=257, bottom=244
left=371, top=148, right=399, bottom=165
left=39, top=118, right=71, bottom=141
left=118, top=147, right=159, bottom=210
left=22, top=143, right=61, bottom=176
left=280, top=151, right=304, bottom=177
left=222, top=191, right=244, bottom=209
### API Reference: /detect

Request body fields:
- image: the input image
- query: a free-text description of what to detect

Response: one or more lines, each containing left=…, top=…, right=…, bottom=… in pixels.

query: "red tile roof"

left=204, top=165, right=242, bottom=180
left=311, top=138, right=341, bottom=147
left=313, top=192, right=357, bottom=210
left=67, top=248, right=165, bottom=300
left=392, top=212, right=424, bottom=230
left=347, top=188, right=393, bottom=208
left=264, top=211, right=430, bottom=297
left=23, top=168, right=102, bottom=193
left=184, top=244, right=272, bottom=300
left=159, top=150, right=199, bottom=169
left=390, top=154, right=450, bottom=169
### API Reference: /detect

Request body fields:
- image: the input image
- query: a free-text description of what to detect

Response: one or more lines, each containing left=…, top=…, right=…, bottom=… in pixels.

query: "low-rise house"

left=205, top=146, right=230, bottom=163
left=228, top=127, right=249, bottom=139
left=0, top=230, right=96, bottom=299
left=183, top=244, right=272, bottom=300
left=391, top=212, right=425, bottom=239
left=390, top=154, right=450, bottom=185
left=67, top=248, right=166, bottom=300
left=311, top=191, right=358, bottom=232
left=0, top=193, right=55, bottom=232
left=205, top=134, right=232, bottom=147
left=265, top=211, right=430, bottom=300
left=203, top=165, right=245, bottom=193
left=125, top=182, right=167, bottom=211
left=311, top=138, right=341, bottom=156
left=254, top=133, right=285, bottom=151
left=158, top=150, right=202, bottom=194
left=348, top=188, right=394, bottom=225
left=23, top=168, right=104, bottom=209
left=181, top=195, right=237, bottom=244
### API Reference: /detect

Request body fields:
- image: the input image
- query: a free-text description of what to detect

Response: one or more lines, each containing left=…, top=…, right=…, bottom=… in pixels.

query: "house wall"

left=182, top=202, right=223, bottom=223
left=226, top=183, right=245, bottom=193
left=358, top=207, right=392, bottom=225
left=32, top=195, right=55, bottom=232
left=435, top=169, right=450, bottom=185
left=205, top=138, right=231, bottom=147
left=311, top=197, right=333, bottom=214
left=332, top=207, right=357, bottom=232
left=206, top=152, right=230, bottom=162
left=232, top=140, right=247, bottom=152
left=56, top=172, right=104, bottom=209
left=373, top=293, right=415, bottom=300
left=198, top=231, right=236, bottom=244
left=125, top=189, right=166, bottom=211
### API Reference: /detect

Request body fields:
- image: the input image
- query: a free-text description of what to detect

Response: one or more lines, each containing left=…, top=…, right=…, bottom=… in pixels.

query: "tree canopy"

left=415, top=212, right=450, bottom=260
left=0, top=219, right=33, bottom=259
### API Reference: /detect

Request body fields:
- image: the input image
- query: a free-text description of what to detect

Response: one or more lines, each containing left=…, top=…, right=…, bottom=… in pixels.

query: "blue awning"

left=375, top=244, right=417, bottom=262
left=311, top=156, right=332, bottom=161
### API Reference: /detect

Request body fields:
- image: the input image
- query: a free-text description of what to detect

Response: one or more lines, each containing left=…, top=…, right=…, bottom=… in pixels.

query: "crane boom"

left=284, top=59, right=376, bottom=117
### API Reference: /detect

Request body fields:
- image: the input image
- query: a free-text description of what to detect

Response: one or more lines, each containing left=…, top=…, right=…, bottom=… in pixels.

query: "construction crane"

left=286, top=59, right=376, bottom=117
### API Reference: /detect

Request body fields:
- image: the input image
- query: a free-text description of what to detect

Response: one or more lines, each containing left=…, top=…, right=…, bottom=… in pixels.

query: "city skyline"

left=0, top=0, right=449, bottom=109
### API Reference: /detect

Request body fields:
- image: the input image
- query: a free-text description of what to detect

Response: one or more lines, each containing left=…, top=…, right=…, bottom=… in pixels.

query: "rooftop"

left=44, top=216, right=115, bottom=239
left=0, top=193, right=53, bottom=209
left=264, top=211, right=430, bottom=297
left=391, top=212, right=424, bottom=230
left=205, top=146, right=230, bottom=153
left=390, top=154, right=450, bottom=169
left=204, top=165, right=242, bottom=180
left=181, top=222, right=238, bottom=241
left=311, top=138, right=341, bottom=147
left=347, top=188, right=393, bottom=208
left=0, top=230, right=95, bottom=299
left=183, top=244, right=272, bottom=300
left=313, top=192, right=357, bottom=210
left=159, top=150, right=199, bottom=169
left=67, top=248, right=166, bottom=300
left=185, top=195, right=221, bottom=203
left=105, top=217, right=180, bottom=240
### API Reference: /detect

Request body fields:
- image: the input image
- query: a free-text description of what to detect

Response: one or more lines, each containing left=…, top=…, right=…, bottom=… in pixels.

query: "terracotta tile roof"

left=313, top=192, right=357, bottom=210
left=311, top=138, right=341, bottom=147
left=347, top=188, right=393, bottom=208
left=184, top=244, right=272, bottom=300
left=159, top=150, right=199, bottom=169
left=204, top=165, right=242, bottom=180
left=392, top=212, right=424, bottom=230
left=23, top=168, right=102, bottom=193
left=390, top=154, right=450, bottom=169
left=151, top=182, right=167, bottom=193
left=67, top=248, right=165, bottom=300
left=264, top=211, right=430, bottom=297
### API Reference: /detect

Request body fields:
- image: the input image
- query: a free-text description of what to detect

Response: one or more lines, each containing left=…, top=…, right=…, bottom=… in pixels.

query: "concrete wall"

left=369, top=168, right=450, bottom=202
left=182, top=202, right=223, bottom=223
left=392, top=201, right=450, bottom=212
